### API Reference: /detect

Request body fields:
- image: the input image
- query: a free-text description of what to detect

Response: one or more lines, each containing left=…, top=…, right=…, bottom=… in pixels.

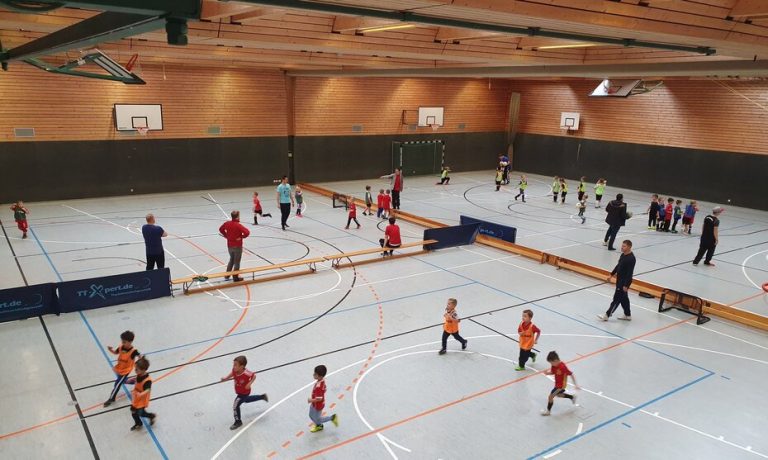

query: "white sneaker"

left=571, top=394, right=578, bottom=405
left=597, top=314, right=608, bottom=321
left=540, top=410, right=551, bottom=416
left=602, top=241, right=608, bottom=246
left=618, top=315, right=632, bottom=321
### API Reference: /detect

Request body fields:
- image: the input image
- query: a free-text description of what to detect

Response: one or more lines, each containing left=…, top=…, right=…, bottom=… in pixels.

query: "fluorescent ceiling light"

left=537, top=43, right=598, bottom=50
left=360, top=24, right=415, bottom=33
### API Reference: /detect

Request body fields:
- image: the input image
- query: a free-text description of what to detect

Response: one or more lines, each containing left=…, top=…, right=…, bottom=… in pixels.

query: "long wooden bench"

left=323, top=240, right=437, bottom=269
left=172, top=257, right=325, bottom=294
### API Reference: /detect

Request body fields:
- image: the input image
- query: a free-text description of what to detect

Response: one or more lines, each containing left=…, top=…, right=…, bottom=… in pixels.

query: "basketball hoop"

left=126, top=53, right=139, bottom=72
left=136, top=127, right=149, bottom=136
left=429, top=124, right=439, bottom=132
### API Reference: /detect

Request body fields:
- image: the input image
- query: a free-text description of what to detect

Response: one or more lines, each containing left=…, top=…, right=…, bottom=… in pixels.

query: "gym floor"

left=1, top=171, right=767, bottom=460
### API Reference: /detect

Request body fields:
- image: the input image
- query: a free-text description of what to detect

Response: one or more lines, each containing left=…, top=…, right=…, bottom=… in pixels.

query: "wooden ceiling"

left=1, top=0, right=767, bottom=76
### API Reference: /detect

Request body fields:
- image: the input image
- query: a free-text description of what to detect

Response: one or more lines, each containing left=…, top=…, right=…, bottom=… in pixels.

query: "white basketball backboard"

left=560, top=112, right=580, bottom=130
left=418, top=107, right=444, bottom=127
left=114, top=104, right=163, bottom=131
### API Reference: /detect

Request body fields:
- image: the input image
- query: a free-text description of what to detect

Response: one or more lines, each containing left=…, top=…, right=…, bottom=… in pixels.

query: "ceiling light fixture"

left=359, top=24, right=415, bottom=33
left=537, top=43, right=598, bottom=50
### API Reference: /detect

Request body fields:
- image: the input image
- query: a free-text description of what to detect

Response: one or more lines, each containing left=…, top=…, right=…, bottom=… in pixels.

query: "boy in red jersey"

left=10, top=201, right=29, bottom=238
left=541, top=351, right=579, bottom=416
left=308, top=365, right=338, bottom=432
left=221, top=355, right=269, bottom=430
left=381, top=190, right=392, bottom=219
left=104, top=330, right=141, bottom=407
left=345, top=197, right=361, bottom=229
left=662, top=197, right=674, bottom=232
left=252, top=191, right=272, bottom=225
left=129, top=357, right=157, bottom=431
left=376, top=189, right=385, bottom=219
left=379, top=217, right=401, bottom=257
left=515, top=309, right=540, bottom=371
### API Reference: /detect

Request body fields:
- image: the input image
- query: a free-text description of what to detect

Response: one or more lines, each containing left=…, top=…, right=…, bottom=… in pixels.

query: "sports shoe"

left=263, top=393, right=269, bottom=403
left=149, top=414, right=156, bottom=426
left=230, top=421, right=243, bottom=430
left=462, top=340, right=468, bottom=350
left=602, top=241, right=608, bottom=246
left=607, top=247, right=616, bottom=251
left=438, top=349, right=447, bottom=355
left=671, top=230, right=678, bottom=233
left=103, top=399, right=114, bottom=408
left=581, top=217, right=586, bottom=224
left=232, top=276, right=243, bottom=282
left=618, top=315, right=632, bottom=321
left=22, top=233, right=28, bottom=239
left=597, top=314, right=608, bottom=321
left=704, top=262, right=715, bottom=267
left=515, top=366, right=525, bottom=371
left=130, top=424, right=143, bottom=431
left=310, top=424, right=324, bottom=433
left=331, top=414, right=339, bottom=427
left=224, top=276, right=231, bottom=281
left=531, top=352, right=537, bottom=363
left=571, top=394, right=578, bottom=405
left=540, top=410, right=551, bottom=416
left=344, top=226, right=349, bottom=229
left=692, top=261, right=699, bottom=266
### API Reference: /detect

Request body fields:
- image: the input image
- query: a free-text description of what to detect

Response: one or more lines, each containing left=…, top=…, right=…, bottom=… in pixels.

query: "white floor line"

left=575, top=422, right=583, bottom=435
left=207, top=193, right=230, bottom=219
left=636, top=340, right=768, bottom=365
left=741, top=249, right=768, bottom=290
left=543, top=449, right=563, bottom=459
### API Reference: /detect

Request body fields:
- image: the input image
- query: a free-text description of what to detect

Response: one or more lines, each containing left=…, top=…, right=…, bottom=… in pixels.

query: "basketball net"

left=430, top=124, right=439, bottom=132
left=137, top=127, right=149, bottom=136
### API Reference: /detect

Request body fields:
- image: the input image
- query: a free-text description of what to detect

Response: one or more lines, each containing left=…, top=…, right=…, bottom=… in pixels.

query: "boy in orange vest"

left=104, top=330, right=142, bottom=407
left=130, top=357, right=157, bottom=430
left=516, top=309, right=541, bottom=371
left=438, top=298, right=468, bottom=355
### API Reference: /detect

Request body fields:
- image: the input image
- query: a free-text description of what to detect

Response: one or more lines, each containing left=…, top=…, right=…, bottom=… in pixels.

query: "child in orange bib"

left=130, top=357, right=157, bottom=431
left=516, top=309, right=541, bottom=371
left=438, top=298, right=468, bottom=355
left=104, top=330, right=141, bottom=407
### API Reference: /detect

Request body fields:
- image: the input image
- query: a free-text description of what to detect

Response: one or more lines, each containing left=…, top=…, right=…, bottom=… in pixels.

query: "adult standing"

left=219, top=210, right=250, bottom=282
left=693, top=206, right=723, bottom=267
left=603, top=193, right=627, bottom=251
left=379, top=217, right=402, bottom=256
left=381, top=168, right=404, bottom=210
left=499, top=154, right=510, bottom=184
left=142, top=213, right=168, bottom=270
left=598, top=239, right=636, bottom=321
left=276, top=176, right=294, bottom=231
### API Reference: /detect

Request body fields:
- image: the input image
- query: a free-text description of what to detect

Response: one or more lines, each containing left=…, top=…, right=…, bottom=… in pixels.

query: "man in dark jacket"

left=603, top=193, right=627, bottom=251
left=598, top=239, right=637, bottom=321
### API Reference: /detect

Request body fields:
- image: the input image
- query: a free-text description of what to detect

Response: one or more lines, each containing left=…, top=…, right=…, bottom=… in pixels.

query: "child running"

left=514, top=175, right=527, bottom=202
left=577, top=194, right=588, bottom=224
left=308, top=365, right=338, bottom=432
left=345, top=197, right=361, bottom=229
left=438, top=298, right=468, bottom=355
left=363, top=185, right=373, bottom=216
left=129, top=357, right=157, bottom=431
left=295, top=186, right=304, bottom=217
left=594, top=179, right=606, bottom=208
left=104, top=330, right=141, bottom=407
left=682, top=200, right=699, bottom=235
left=647, top=194, right=660, bottom=230
left=221, top=355, right=268, bottom=430
left=516, top=309, right=540, bottom=370
left=10, top=201, right=29, bottom=239
left=495, top=167, right=504, bottom=191
left=541, top=351, right=579, bottom=416
left=252, top=192, right=272, bottom=225
left=381, top=190, right=392, bottom=219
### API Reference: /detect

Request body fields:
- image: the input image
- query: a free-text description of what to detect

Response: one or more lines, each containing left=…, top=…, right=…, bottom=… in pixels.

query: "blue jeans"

left=309, top=406, right=333, bottom=426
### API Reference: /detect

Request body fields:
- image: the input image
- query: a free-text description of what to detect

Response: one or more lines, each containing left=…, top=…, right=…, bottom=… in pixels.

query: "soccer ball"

left=625, top=211, right=633, bottom=219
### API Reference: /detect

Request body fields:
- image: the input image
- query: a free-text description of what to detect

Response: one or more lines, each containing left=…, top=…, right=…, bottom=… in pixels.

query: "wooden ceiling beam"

left=200, top=1, right=261, bottom=20
left=332, top=16, right=402, bottom=32
left=231, top=8, right=288, bottom=23
left=435, top=27, right=500, bottom=41
left=729, top=0, right=768, bottom=19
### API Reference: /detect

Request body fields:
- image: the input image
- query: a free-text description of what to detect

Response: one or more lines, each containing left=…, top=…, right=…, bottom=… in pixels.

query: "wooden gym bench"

left=172, top=257, right=325, bottom=294
left=323, top=240, right=437, bottom=269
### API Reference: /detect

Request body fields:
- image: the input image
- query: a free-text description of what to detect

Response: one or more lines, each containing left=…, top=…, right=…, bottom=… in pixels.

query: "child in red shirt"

left=221, top=355, right=268, bottom=430
left=345, top=197, right=361, bottom=229
left=541, top=351, right=579, bottom=416
left=379, top=217, right=401, bottom=256
left=308, top=365, right=338, bottom=432
left=516, top=309, right=540, bottom=371
left=662, top=197, right=674, bottom=232
left=376, top=189, right=385, bottom=219
left=381, top=190, right=392, bottom=219
left=252, top=192, right=272, bottom=225
left=10, top=201, right=29, bottom=239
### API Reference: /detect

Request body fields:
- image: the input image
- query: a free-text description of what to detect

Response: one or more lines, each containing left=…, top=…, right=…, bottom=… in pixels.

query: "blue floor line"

left=143, top=280, right=476, bottom=356
left=526, top=371, right=715, bottom=459
left=30, top=226, right=169, bottom=460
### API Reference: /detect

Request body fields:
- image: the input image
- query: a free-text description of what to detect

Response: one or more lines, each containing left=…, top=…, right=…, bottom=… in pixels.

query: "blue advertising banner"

left=0, top=283, right=58, bottom=323
left=460, top=215, right=517, bottom=243
left=424, top=223, right=480, bottom=250
left=57, top=268, right=171, bottom=313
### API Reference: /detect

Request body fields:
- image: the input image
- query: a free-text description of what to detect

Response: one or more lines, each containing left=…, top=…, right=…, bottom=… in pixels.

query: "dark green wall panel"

left=513, top=133, right=768, bottom=211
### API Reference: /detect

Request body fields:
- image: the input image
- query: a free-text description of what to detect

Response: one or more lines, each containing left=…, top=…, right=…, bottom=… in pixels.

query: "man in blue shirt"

left=142, top=214, right=168, bottom=270
left=276, top=176, right=295, bottom=231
